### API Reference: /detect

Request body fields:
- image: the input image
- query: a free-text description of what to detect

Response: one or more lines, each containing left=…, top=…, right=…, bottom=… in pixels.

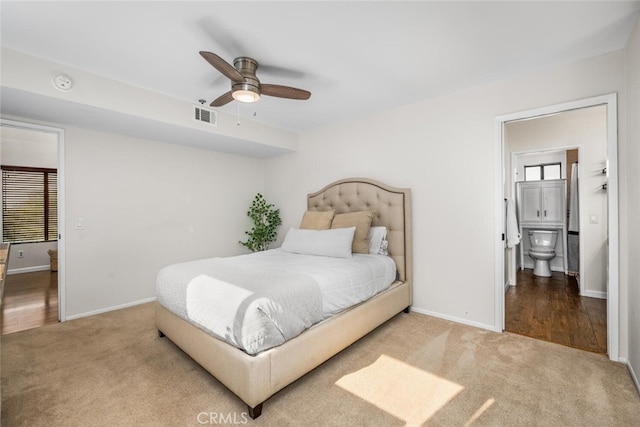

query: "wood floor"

left=1, top=270, right=58, bottom=335
left=505, top=268, right=607, bottom=354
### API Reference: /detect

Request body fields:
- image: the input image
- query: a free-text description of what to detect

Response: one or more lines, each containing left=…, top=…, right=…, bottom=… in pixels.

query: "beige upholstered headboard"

left=307, top=178, right=413, bottom=285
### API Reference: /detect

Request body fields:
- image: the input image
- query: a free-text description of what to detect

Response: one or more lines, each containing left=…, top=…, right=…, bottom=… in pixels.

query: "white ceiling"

left=1, top=1, right=639, bottom=134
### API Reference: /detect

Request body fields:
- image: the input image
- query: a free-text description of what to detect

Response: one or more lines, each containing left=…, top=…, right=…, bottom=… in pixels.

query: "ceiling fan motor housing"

left=232, top=57, right=261, bottom=99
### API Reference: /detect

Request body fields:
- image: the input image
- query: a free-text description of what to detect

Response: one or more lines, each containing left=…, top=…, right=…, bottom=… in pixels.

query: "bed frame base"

left=155, top=280, right=410, bottom=419
left=248, top=404, right=263, bottom=419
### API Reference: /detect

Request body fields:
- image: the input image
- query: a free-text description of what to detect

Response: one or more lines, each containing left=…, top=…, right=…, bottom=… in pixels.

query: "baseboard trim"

left=7, top=265, right=51, bottom=275
left=65, top=297, right=156, bottom=321
left=582, top=290, right=607, bottom=299
left=622, top=358, right=640, bottom=394
left=410, top=307, right=498, bottom=332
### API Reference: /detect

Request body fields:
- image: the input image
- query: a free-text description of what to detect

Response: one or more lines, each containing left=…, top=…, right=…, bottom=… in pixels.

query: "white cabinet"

left=518, top=180, right=565, bottom=225
left=516, top=179, right=568, bottom=273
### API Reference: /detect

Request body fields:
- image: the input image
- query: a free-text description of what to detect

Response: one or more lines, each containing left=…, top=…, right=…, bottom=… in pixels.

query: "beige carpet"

left=2, top=302, right=639, bottom=426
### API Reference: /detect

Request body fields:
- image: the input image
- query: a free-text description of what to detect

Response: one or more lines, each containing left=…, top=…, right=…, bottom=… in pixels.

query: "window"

left=524, top=163, right=561, bottom=181
left=2, top=166, right=57, bottom=243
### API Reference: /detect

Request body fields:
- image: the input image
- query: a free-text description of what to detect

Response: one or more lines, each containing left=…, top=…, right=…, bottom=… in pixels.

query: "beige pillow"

left=300, top=210, right=335, bottom=230
left=331, top=211, right=373, bottom=254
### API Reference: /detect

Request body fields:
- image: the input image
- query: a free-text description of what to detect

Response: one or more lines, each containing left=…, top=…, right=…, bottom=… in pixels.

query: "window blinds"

left=2, top=166, right=58, bottom=243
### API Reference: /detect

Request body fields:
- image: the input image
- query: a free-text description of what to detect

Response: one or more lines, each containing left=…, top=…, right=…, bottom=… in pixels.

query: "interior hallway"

left=505, top=268, right=607, bottom=354
left=1, top=270, right=58, bottom=335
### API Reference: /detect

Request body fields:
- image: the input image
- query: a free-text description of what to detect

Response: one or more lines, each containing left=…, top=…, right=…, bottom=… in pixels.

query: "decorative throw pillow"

left=280, top=227, right=355, bottom=258
left=331, top=211, right=374, bottom=254
left=300, top=210, right=335, bottom=230
left=368, top=226, right=388, bottom=254
left=378, top=239, right=389, bottom=256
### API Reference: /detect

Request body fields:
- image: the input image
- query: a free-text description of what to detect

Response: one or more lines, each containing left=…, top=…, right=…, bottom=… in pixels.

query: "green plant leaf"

left=239, top=193, right=282, bottom=252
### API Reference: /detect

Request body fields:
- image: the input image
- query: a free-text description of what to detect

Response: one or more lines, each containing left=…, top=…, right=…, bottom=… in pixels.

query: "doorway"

left=0, top=119, right=66, bottom=328
left=494, top=94, right=619, bottom=360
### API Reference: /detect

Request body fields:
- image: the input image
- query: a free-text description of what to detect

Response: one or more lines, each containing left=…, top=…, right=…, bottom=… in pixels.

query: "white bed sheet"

left=221, top=249, right=397, bottom=317
left=156, top=249, right=396, bottom=353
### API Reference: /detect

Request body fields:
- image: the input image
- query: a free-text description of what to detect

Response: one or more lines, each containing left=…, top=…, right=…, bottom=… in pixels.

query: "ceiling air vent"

left=194, top=106, right=217, bottom=126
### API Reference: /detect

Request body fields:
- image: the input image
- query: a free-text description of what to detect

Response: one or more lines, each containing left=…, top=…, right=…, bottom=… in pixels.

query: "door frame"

left=494, top=93, right=618, bottom=361
left=0, top=118, right=66, bottom=322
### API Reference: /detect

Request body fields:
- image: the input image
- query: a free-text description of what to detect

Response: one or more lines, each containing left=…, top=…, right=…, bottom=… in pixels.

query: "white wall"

left=0, top=126, right=58, bottom=273
left=60, top=125, right=265, bottom=318
left=506, top=106, right=608, bottom=297
left=623, top=14, right=640, bottom=387
left=1, top=126, right=58, bottom=168
left=265, top=50, right=627, bottom=341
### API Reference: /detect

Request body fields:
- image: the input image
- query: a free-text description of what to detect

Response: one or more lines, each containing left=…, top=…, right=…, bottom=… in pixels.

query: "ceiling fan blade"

left=199, top=51, right=245, bottom=83
left=261, top=84, right=311, bottom=100
left=210, top=91, right=234, bottom=107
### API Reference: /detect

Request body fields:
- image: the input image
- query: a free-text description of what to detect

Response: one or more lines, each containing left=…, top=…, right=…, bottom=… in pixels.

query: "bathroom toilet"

left=528, top=230, right=558, bottom=277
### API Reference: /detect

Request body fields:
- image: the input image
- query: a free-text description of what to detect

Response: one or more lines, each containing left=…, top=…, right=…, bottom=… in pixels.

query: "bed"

left=155, top=177, right=412, bottom=418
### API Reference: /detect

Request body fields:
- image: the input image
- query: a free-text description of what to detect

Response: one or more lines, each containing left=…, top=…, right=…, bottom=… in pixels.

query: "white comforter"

left=156, top=249, right=396, bottom=355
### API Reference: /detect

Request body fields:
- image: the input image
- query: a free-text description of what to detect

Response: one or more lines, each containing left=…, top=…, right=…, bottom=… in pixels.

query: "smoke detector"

left=52, top=74, right=73, bottom=91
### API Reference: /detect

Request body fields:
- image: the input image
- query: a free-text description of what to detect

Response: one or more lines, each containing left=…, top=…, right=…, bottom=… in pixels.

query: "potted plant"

left=239, top=193, right=282, bottom=252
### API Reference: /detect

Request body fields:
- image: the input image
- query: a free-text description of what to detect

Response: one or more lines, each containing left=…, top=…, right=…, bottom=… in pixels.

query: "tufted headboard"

left=307, top=178, right=412, bottom=285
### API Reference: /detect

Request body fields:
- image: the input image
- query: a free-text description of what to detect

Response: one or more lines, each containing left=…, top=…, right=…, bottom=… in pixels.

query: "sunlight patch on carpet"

left=464, top=398, right=495, bottom=426
left=335, top=354, right=463, bottom=426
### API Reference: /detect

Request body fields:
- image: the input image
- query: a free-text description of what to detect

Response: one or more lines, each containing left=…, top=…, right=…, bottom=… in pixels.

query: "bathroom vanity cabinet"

left=517, top=180, right=568, bottom=273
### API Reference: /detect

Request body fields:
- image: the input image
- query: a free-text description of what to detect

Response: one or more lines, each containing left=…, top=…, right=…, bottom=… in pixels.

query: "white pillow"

left=368, top=226, right=388, bottom=254
left=280, top=226, right=355, bottom=258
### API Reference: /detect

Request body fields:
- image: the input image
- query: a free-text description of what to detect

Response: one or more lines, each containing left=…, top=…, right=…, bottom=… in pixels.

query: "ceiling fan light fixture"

left=232, top=76, right=261, bottom=103
left=232, top=88, right=260, bottom=103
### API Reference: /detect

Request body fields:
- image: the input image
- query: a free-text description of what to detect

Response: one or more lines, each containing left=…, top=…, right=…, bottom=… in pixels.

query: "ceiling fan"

left=199, top=51, right=311, bottom=107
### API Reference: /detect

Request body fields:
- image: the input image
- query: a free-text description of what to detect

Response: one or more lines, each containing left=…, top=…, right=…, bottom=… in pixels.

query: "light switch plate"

left=75, top=218, right=85, bottom=229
